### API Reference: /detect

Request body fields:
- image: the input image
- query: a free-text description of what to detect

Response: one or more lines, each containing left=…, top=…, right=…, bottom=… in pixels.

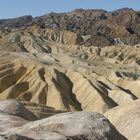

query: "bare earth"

left=0, top=9, right=140, bottom=139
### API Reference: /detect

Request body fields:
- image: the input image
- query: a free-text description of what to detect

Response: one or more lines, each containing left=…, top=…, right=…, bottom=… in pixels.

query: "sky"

left=0, top=0, right=140, bottom=19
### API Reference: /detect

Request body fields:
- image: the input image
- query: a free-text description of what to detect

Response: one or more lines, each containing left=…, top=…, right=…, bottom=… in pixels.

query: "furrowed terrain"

left=0, top=8, right=140, bottom=140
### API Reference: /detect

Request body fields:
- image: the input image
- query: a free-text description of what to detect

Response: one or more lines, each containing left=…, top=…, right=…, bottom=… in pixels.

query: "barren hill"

left=1, top=8, right=140, bottom=46
left=0, top=8, right=140, bottom=140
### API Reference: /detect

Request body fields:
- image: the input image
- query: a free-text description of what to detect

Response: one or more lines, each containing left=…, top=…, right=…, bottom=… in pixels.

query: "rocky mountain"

left=0, top=8, right=140, bottom=140
left=34, top=8, right=140, bottom=46
left=0, top=15, right=33, bottom=28
left=1, top=8, right=140, bottom=46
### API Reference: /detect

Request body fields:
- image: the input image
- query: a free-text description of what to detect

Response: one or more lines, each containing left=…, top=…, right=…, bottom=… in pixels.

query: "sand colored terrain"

left=0, top=48, right=139, bottom=114
left=105, top=99, right=140, bottom=140
left=0, top=22, right=139, bottom=139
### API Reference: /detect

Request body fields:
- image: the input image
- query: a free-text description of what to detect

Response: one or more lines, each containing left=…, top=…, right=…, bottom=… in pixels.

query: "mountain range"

left=0, top=8, right=140, bottom=46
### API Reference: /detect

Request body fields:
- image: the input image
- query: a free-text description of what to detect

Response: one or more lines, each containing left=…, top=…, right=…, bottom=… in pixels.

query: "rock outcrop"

left=16, top=112, right=126, bottom=140
left=0, top=106, right=127, bottom=140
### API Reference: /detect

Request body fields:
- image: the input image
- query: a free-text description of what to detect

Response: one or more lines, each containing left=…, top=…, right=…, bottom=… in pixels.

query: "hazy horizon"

left=0, top=0, right=140, bottom=19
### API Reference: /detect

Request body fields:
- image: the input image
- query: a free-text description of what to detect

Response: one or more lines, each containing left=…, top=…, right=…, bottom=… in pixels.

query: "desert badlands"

left=0, top=8, right=140, bottom=140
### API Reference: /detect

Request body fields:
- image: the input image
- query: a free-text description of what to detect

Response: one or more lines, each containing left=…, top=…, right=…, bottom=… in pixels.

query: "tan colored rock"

left=0, top=13, right=140, bottom=140
left=105, top=99, right=140, bottom=140
left=26, top=25, right=83, bottom=45
left=66, top=69, right=117, bottom=113
left=0, top=27, right=139, bottom=115
left=0, top=51, right=137, bottom=113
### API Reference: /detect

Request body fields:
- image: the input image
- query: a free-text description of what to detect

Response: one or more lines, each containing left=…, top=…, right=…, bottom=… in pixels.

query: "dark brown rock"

left=0, top=8, right=140, bottom=46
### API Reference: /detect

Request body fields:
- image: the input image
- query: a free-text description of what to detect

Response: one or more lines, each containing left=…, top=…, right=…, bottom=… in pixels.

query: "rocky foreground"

left=0, top=100, right=126, bottom=140
left=0, top=8, right=140, bottom=140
